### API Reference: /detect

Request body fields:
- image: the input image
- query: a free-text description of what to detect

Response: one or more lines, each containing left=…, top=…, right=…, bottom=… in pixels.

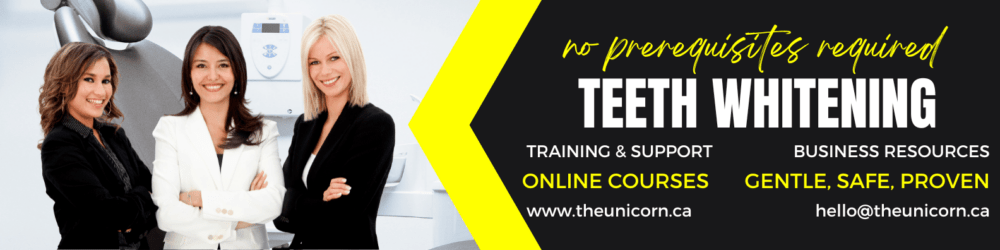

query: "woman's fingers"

left=323, top=186, right=351, bottom=201
left=326, top=177, right=350, bottom=198
left=250, top=171, right=264, bottom=189
left=323, top=189, right=343, bottom=201
left=177, top=191, right=202, bottom=207
left=326, top=187, right=349, bottom=194
left=327, top=182, right=351, bottom=190
left=323, top=177, right=349, bottom=199
left=330, top=177, right=347, bottom=185
left=322, top=184, right=351, bottom=202
left=249, top=172, right=260, bottom=190
left=250, top=171, right=270, bottom=191
left=190, top=190, right=203, bottom=208
left=250, top=171, right=263, bottom=190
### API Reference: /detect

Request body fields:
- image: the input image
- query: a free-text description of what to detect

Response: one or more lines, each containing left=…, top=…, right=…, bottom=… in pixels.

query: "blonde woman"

left=151, top=26, right=285, bottom=249
left=273, top=15, right=395, bottom=249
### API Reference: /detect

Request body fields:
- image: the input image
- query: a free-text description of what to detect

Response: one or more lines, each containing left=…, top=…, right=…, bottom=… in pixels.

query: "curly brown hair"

left=38, top=42, right=123, bottom=149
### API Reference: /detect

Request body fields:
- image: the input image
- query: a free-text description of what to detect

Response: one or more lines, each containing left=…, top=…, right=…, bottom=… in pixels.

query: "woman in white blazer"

left=151, top=26, right=285, bottom=249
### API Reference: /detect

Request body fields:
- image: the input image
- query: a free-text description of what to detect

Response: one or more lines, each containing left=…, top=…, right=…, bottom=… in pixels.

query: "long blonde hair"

left=301, top=14, right=368, bottom=121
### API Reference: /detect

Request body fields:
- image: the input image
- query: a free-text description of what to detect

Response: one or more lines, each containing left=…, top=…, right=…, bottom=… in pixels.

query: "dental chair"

left=43, top=0, right=183, bottom=169
left=43, top=0, right=182, bottom=249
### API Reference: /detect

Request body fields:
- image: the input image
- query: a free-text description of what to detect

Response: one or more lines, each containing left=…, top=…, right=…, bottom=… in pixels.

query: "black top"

left=217, top=153, right=223, bottom=170
left=41, top=116, right=157, bottom=249
left=274, top=103, right=395, bottom=249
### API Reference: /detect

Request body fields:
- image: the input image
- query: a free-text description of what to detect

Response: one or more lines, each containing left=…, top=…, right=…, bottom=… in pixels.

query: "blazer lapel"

left=185, top=106, right=223, bottom=190
left=220, top=121, right=244, bottom=191
left=309, top=104, right=363, bottom=183
left=290, top=112, right=324, bottom=189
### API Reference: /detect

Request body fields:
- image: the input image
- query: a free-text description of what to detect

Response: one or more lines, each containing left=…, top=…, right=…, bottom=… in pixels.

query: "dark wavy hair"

left=38, top=42, right=123, bottom=149
left=175, top=26, right=263, bottom=148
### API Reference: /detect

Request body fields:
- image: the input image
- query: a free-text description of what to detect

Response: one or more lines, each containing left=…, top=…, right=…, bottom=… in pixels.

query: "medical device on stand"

left=240, top=13, right=309, bottom=116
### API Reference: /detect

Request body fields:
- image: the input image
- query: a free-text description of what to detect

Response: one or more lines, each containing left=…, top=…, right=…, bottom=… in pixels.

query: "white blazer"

left=151, top=107, right=285, bottom=249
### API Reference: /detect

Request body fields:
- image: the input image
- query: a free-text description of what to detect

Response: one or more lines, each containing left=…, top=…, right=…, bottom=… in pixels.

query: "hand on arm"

left=197, top=122, right=286, bottom=225
left=176, top=169, right=273, bottom=231
left=323, top=177, right=351, bottom=201
left=178, top=190, right=202, bottom=208
left=283, top=112, right=395, bottom=229
left=249, top=170, right=269, bottom=191
left=177, top=171, right=268, bottom=208
left=151, top=117, right=238, bottom=240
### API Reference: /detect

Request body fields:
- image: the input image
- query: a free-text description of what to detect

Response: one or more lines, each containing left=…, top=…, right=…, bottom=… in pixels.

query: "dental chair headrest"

left=43, top=0, right=153, bottom=43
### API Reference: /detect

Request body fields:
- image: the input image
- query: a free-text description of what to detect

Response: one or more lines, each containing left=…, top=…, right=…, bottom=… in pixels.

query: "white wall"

left=0, top=0, right=477, bottom=248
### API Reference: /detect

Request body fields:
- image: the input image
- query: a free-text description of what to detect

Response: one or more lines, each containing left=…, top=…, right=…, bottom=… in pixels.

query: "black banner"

left=472, top=1, right=993, bottom=248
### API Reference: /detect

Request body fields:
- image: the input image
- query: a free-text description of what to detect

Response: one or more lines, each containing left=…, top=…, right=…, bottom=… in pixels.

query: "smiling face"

left=66, top=57, right=113, bottom=124
left=308, top=35, right=352, bottom=101
left=190, top=43, right=235, bottom=105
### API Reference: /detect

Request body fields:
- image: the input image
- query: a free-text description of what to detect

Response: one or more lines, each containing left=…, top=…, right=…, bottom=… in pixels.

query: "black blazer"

left=274, top=103, right=395, bottom=249
left=40, top=118, right=157, bottom=249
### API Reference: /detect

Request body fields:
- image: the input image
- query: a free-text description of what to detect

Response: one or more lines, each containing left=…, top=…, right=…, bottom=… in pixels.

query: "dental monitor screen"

left=261, top=23, right=280, bottom=33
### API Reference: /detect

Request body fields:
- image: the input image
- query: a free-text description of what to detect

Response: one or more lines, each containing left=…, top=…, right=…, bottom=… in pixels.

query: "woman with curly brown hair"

left=38, top=42, right=158, bottom=249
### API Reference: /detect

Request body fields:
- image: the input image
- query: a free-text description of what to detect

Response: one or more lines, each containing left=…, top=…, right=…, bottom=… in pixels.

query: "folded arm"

left=200, top=122, right=286, bottom=224
left=276, top=113, right=395, bottom=231
left=150, top=118, right=238, bottom=242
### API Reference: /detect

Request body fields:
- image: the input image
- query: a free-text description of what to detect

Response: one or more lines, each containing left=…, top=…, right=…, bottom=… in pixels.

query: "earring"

left=234, top=91, right=238, bottom=95
left=189, top=91, right=193, bottom=95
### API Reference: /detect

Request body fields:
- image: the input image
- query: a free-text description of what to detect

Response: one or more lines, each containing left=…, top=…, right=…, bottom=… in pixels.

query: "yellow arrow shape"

left=410, top=0, right=541, bottom=249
